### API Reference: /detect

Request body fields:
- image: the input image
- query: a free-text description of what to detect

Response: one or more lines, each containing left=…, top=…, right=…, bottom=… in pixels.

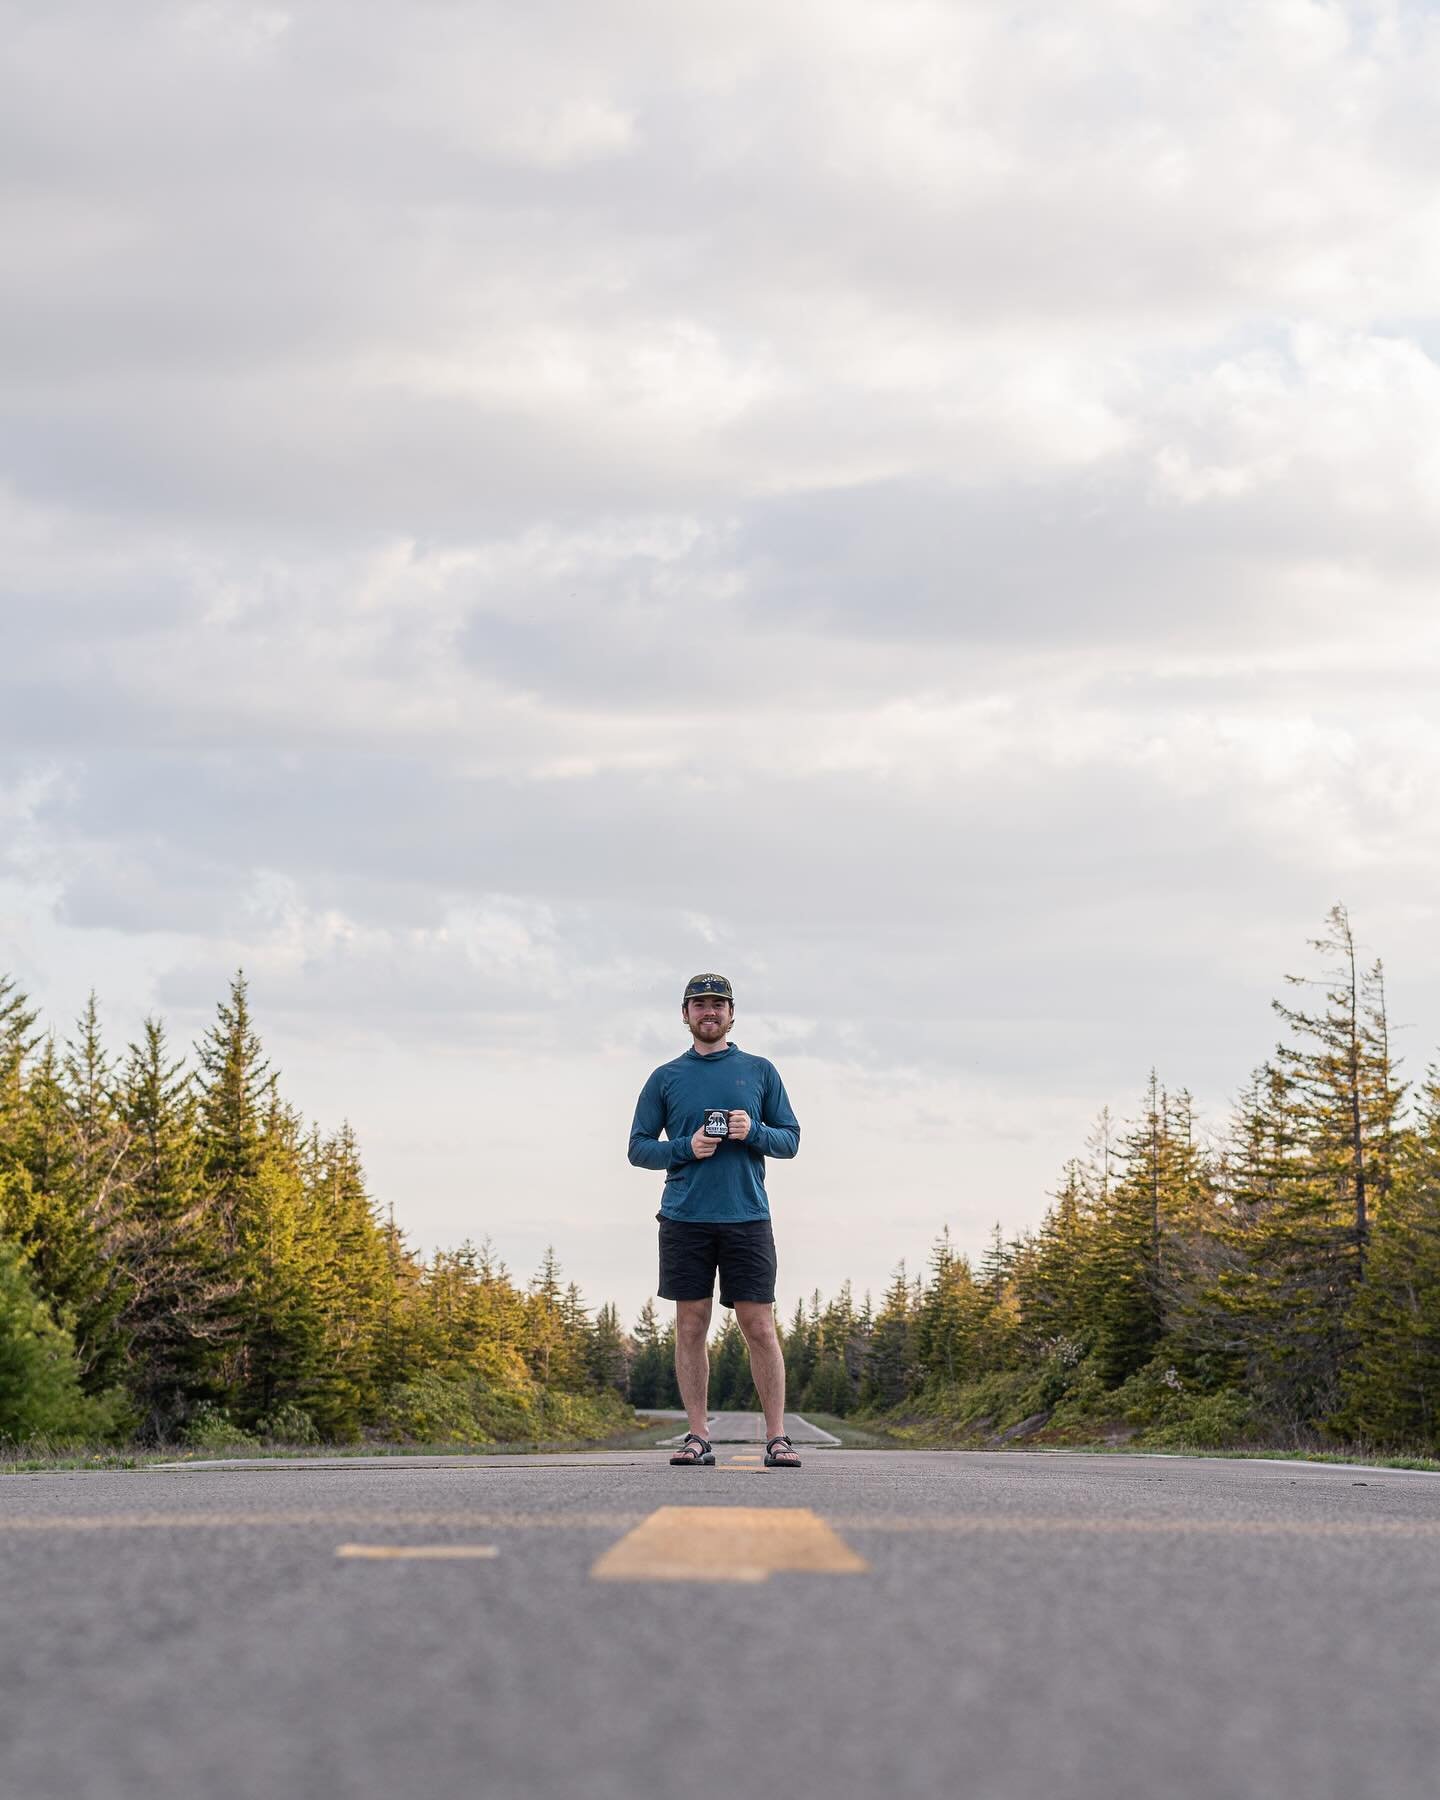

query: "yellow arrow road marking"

left=335, top=1544, right=498, bottom=1560
left=591, top=1506, right=868, bottom=1583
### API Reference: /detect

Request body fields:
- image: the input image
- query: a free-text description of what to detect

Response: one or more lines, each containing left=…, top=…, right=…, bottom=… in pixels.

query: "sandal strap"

left=765, top=1435, right=792, bottom=1450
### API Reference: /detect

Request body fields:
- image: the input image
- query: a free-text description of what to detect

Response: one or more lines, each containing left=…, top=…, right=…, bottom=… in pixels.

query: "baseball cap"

left=683, top=973, right=734, bottom=1003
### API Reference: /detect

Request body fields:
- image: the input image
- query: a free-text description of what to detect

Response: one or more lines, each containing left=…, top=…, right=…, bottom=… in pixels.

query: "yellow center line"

left=591, top=1506, right=868, bottom=1583
left=336, top=1544, right=498, bottom=1561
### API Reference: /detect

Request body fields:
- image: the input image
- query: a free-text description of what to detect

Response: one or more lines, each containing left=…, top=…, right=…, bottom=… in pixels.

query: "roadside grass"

left=792, top=1412, right=902, bottom=1449
left=0, top=1413, right=665, bottom=1474
left=1042, top=1442, right=1440, bottom=1473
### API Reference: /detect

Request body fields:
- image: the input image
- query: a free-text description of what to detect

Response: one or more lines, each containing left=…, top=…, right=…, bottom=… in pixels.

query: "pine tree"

left=0, top=1235, right=115, bottom=1442
left=1211, top=908, right=1404, bottom=1429
left=300, top=1124, right=393, bottom=1437
left=8, top=1032, right=128, bottom=1393
left=626, top=1298, right=682, bottom=1406
left=230, top=1096, right=323, bottom=1426
left=710, top=1314, right=755, bottom=1408
left=196, top=971, right=269, bottom=1254
left=115, top=1019, right=233, bottom=1436
left=587, top=1301, right=629, bottom=1395
left=781, top=1297, right=815, bottom=1400
left=0, top=975, right=41, bottom=1151
left=1336, top=1071, right=1440, bottom=1448
left=860, top=1264, right=914, bottom=1409
left=1087, top=1075, right=1172, bottom=1386
left=1013, top=1160, right=1093, bottom=1355
left=525, top=1248, right=585, bottom=1388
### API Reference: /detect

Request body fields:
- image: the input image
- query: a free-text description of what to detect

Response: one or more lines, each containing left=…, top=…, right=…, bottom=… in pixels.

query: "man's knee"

left=734, top=1303, right=778, bottom=1349
left=676, top=1301, right=712, bottom=1343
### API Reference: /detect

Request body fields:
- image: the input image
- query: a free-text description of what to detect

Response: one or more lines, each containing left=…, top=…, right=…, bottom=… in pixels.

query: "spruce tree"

left=116, top=1018, right=232, bottom=1436
left=0, top=1235, right=115, bottom=1442
left=586, top=1301, right=629, bottom=1395
left=1214, top=909, right=1404, bottom=1429
left=302, top=1124, right=392, bottom=1436
left=1336, top=1071, right=1440, bottom=1447
left=196, top=972, right=269, bottom=1254
left=626, top=1298, right=667, bottom=1406
left=709, top=1314, right=755, bottom=1408
left=9, top=1032, right=127, bottom=1393
left=860, top=1264, right=914, bottom=1409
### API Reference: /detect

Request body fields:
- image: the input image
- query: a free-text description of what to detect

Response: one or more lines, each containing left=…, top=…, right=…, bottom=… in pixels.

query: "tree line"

left=5, top=905, right=1438, bottom=1454
left=0, top=973, right=628, bottom=1446
left=773, top=905, right=1440, bottom=1452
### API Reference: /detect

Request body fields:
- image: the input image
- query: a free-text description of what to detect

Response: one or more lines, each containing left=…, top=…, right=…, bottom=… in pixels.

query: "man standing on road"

left=627, top=974, right=803, bottom=1469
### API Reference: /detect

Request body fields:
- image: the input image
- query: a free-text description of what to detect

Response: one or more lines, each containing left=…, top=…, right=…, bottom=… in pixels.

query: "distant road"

left=655, top=1409, right=842, bottom=1444
left=4, top=1431, right=1440, bottom=1800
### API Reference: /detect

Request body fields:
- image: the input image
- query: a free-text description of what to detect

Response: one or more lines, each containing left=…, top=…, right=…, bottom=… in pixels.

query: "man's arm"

left=627, top=1069, right=697, bottom=1171
left=733, top=1063, right=800, bottom=1159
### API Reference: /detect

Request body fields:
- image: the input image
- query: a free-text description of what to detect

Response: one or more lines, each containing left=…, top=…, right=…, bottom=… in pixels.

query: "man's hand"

left=727, top=1111, right=752, bottom=1141
left=690, top=1127, right=721, bottom=1159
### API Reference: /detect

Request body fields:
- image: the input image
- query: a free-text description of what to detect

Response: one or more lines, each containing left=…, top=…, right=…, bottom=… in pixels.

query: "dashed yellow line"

left=591, top=1506, right=868, bottom=1583
left=336, top=1544, right=497, bottom=1561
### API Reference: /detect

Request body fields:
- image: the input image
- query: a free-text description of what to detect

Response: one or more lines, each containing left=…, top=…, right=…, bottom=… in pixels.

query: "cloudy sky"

left=5, top=0, right=1440, bottom=1325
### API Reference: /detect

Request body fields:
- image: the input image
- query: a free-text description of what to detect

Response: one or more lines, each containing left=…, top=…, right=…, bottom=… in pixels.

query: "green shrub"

left=1117, top=1361, right=1254, bottom=1448
left=179, top=1403, right=260, bottom=1451
left=256, top=1402, right=320, bottom=1446
left=0, top=1236, right=123, bottom=1444
left=376, top=1367, right=631, bottom=1445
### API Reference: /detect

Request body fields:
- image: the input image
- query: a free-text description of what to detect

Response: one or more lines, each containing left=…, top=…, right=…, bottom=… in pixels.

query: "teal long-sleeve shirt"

left=627, top=1041, right=801, bottom=1222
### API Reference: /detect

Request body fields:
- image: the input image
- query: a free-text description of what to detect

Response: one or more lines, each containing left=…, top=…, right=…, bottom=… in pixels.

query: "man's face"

left=684, top=996, right=733, bottom=1044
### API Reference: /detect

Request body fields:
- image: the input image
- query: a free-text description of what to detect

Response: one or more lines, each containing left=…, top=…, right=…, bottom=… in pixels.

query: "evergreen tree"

left=302, top=1125, right=393, bottom=1436
left=1210, top=908, right=1404, bottom=1430
left=8, top=1031, right=128, bottom=1393
left=230, top=1097, right=323, bottom=1425
left=0, top=975, right=41, bottom=1150
left=525, top=1248, right=586, bottom=1388
left=0, top=1235, right=115, bottom=1442
left=196, top=971, right=269, bottom=1254
left=1336, top=1071, right=1440, bottom=1448
left=1012, top=1160, right=1093, bottom=1355
left=115, top=1019, right=232, bottom=1436
left=860, top=1264, right=914, bottom=1409
left=587, top=1301, right=629, bottom=1395
left=627, top=1298, right=669, bottom=1406
left=710, top=1314, right=755, bottom=1409
left=781, top=1297, right=816, bottom=1400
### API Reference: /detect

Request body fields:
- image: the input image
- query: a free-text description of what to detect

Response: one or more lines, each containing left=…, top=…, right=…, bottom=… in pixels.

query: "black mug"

left=703, top=1108, right=731, bottom=1138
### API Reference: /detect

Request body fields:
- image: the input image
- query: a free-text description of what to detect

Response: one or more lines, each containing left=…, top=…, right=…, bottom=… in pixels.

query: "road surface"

left=4, top=1434, right=1439, bottom=1800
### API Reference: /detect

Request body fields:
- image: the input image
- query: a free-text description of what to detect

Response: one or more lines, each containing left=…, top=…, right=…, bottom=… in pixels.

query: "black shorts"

left=657, top=1214, right=777, bottom=1309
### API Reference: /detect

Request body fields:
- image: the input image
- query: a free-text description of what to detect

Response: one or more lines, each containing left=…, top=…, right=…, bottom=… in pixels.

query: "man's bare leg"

left=674, top=1298, right=713, bottom=1441
left=734, top=1301, right=787, bottom=1441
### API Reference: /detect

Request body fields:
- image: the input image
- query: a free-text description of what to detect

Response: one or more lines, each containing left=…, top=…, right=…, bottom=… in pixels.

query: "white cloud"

left=5, top=0, right=1440, bottom=1313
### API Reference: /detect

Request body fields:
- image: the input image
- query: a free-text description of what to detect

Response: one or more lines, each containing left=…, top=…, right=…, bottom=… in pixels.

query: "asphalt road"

left=661, top=1409, right=843, bottom=1444
left=4, top=1439, right=1440, bottom=1800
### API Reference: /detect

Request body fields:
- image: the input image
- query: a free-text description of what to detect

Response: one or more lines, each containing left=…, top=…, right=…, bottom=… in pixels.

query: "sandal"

left=764, top=1434, right=802, bottom=1469
left=669, top=1433, right=715, bottom=1466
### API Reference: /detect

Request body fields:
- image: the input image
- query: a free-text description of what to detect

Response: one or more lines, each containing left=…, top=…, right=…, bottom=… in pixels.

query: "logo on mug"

left=703, top=1109, right=730, bottom=1138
